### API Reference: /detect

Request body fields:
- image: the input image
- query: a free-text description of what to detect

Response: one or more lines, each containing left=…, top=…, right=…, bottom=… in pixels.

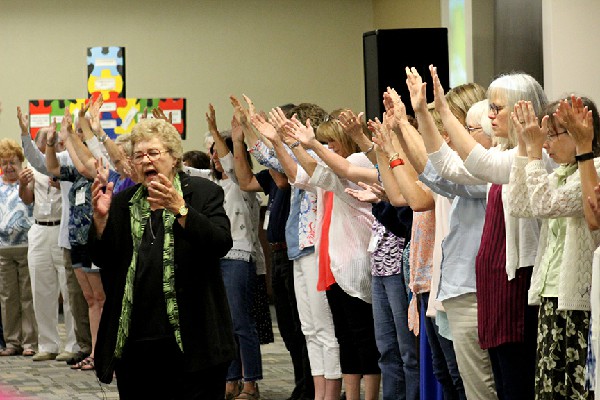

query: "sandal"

left=22, top=349, right=36, bottom=357
left=235, top=383, right=260, bottom=400
left=80, top=357, right=95, bottom=371
left=0, top=348, right=19, bottom=356
left=225, top=381, right=242, bottom=400
left=70, top=356, right=92, bottom=370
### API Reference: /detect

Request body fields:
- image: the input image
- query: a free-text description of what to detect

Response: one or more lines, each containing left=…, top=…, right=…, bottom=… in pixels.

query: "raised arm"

left=385, top=85, right=429, bottom=174
left=206, top=103, right=230, bottom=158
left=289, top=111, right=378, bottom=185
left=69, top=107, right=99, bottom=178
left=372, top=117, right=433, bottom=211
left=18, top=106, right=50, bottom=174
left=45, top=119, right=62, bottom=177
left=429, top=65, right=478, bottom=160
left=405, top=67, right=446, bottom=157
left=338, top=109, right=376, bottom=164
left=231, top=119, right=262, bottom=192
left=88, top=96, right=119, bottom=169
left=556, top=95, right=599, bottom=229
left=285, top=116, right=319, bottom=177
left=250, top=112, right=297, bottom=179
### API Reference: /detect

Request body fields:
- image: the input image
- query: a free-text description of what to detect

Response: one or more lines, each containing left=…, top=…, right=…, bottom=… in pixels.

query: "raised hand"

left=338, top=109, right=366, bottom=143
left=59, top=108, right=73, bottom=142
left=47, top=118, right=58, bottom=145
left=231, top=116, right=245, bottom=143
left=370, top=118, right=396, bottom=158
left=430, top=65, right=449, bottom=113
left=406, top=66, right=428, bottom=114
left=268, top=107, right=290, bottom=138
left=250, top=113, right=279, bottom=143
left=92, top=177, right=114, bottom=219
left=95, top=157, right=110, bottom=187
left=286, top=116, right=317, bottom=148
left=242, top=94, right=256, bottom=118
left=511, top=101, right=547, bottom=156
left=17, top=106, right=29, bottom=135
left=140, top=107, right=148, bottom=120
left=206, top=104, right=219, bottom=135
left=555, top=95, right=594, bottom=150
left=89, top=96, right=104, bottom=134
left=18, top=167, right=34, bottom=186
left=152, top=107, right=172, bottom=124
left=230, top=95, right=250, bottom=126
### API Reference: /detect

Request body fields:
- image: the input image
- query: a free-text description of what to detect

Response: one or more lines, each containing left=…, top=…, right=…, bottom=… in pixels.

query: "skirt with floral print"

left=535, top=297, right=590, bottom=400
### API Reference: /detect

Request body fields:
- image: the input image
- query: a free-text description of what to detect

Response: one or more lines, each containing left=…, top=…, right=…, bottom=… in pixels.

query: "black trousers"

left=326, top=283, right=380, bottom=375
left=271, top=247, right=314, bottom=398
left=115, top=337, right=228, bottom=400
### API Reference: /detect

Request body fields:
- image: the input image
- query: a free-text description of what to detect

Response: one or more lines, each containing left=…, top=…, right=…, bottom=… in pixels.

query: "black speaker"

left=363, top=28, right=450, bottom=121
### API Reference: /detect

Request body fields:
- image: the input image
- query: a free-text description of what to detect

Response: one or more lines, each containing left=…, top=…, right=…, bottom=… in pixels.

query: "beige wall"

left=0, top=0, right=373, bottom=152
left=543, top=0, right=600, bottom=102
left=373, top=0, right=441, bottom=28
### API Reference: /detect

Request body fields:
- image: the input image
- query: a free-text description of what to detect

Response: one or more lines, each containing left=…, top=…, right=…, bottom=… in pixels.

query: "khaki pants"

left=0, top=246, right=37, bottom=350
left=443, top=293, right=497, bottom=400
left=63, top=249, right=92, bottom=354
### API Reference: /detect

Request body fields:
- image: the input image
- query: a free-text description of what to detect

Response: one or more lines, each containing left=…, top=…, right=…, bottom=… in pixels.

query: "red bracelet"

left=389, top=158, right=405, bottom=169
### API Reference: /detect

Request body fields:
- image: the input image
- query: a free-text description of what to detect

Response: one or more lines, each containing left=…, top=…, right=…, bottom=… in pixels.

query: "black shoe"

left=66, top=351, right=90, bottom=365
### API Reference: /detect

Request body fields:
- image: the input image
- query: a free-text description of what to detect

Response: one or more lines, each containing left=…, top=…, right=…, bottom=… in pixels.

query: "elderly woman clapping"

left=89, top=118, right=235, bottom=400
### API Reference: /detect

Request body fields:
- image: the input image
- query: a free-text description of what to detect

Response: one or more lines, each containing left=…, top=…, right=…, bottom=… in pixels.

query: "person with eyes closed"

left=508, top=97, right=600, bottom=399
left=88, top=118, right=235, bottom=399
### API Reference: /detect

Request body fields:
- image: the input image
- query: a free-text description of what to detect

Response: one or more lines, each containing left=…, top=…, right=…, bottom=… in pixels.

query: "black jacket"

left=89, top=172, right=236, bottom=383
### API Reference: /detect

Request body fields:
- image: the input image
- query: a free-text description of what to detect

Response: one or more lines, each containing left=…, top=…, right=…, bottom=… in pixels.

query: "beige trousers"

left=0, top=246, right=37, bottom=350
left=443, top=293, right=498, bottom=400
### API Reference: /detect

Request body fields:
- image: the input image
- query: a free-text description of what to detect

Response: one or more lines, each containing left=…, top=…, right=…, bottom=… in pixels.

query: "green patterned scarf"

left=114, top=173, right=183, bottom=358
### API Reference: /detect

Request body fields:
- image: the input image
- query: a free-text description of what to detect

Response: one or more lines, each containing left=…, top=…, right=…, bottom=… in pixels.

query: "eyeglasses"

left=131, top=149, right=168, bottom=164
left=465, top=125, right=483, bottom=134
left=489, top=103, right=505, bottom=115
left=546, top=130, right=568, bottom=142
left=0, top=160, right=19, bottom=167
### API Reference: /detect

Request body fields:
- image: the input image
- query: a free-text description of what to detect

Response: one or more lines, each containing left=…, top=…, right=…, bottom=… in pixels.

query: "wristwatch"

left=175, top=204, right=189, bottom=219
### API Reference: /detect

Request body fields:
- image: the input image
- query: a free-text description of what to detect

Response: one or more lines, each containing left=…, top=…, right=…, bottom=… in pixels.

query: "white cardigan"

left=428, top=142, right=550, bottom=280
left=507, top=156, right=600, bottom=311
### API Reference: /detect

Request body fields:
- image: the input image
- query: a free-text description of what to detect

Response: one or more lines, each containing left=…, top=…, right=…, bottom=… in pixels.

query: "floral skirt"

left=534, top=297, right=590, bottom=400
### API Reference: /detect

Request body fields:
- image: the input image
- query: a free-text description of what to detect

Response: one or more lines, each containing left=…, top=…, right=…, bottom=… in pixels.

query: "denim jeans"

left=372, top=274, right=419, bottom=400
left=220, top=259, right=263, bottom=381
left=421, top=292, right=466, bottom=400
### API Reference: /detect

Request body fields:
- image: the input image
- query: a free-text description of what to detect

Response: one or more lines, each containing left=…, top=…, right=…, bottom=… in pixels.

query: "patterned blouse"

left=407, top=210, right=435, bottom=335
left=0, top=180, right=33, bottom=247
left=60, top=165, right=93, bottom=247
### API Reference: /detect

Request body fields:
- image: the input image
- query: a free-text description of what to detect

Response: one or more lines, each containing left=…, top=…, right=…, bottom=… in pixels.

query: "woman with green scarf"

left=89, top=118, right=235, bottom=399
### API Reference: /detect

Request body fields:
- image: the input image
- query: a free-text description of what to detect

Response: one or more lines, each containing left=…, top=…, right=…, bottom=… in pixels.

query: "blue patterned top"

left=60, top=166, right=93, bottom=246
left=0, top=180, right=33, bottom=247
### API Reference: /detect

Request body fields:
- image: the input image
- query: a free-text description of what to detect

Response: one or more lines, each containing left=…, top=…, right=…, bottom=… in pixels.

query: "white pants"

left=28, top=224, right=77, bottom=353
left=443, top=293, right=497, bottom=400
left=293, top=251, right=341, bottom=379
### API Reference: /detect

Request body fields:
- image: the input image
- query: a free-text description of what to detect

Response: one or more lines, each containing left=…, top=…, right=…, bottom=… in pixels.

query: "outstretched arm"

left=289, top=111, right=378, bottom=184
left=429, top=65, right=478, bottom=160
left=373, top=117, right=433, bottom=211
left=405, top=67, right=446, bottom=158
left=285, top=116, right=320, bottom=177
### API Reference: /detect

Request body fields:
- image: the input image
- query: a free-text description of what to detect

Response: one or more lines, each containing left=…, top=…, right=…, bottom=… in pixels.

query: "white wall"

left=543, top=0, right=600, bottom=101
left=0, top=0, right=373, bottom=152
